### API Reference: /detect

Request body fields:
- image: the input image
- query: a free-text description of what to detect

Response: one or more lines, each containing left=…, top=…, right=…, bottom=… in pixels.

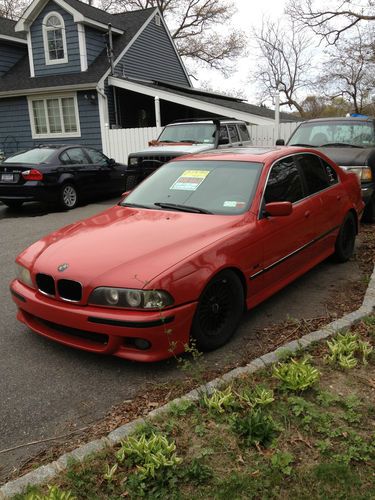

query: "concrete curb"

left=1, top=265, right=374, bottom=499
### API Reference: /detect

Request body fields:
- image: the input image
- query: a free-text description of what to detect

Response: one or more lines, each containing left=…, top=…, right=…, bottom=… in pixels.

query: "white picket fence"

left=103, top=122, right=299, bottom=164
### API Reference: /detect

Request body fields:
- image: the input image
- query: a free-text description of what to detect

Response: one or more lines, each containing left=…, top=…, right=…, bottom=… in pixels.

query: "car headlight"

left=128, top=157, right=139, bottom=166
left=88, top=287, right=174, bottom=309
left=341, top=166, right=372, bottom=181
left=16, top=263, right=34, bottom=288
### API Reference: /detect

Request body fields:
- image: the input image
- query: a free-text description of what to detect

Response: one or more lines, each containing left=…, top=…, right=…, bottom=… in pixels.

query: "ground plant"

left=15, top=316, right=375, bottom=499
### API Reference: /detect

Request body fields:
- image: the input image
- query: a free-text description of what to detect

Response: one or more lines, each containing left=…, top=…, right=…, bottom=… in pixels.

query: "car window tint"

left=297, top=154, right=330, bottom=194
left=228, top=124, right=240, bottom=142
left=60, top=148, right=87, bottom=165
left=85, top=148, right=108, bottom=166
left=238, top=123, right=250, bottom=141
left=265, top=157, right=304, bottom=203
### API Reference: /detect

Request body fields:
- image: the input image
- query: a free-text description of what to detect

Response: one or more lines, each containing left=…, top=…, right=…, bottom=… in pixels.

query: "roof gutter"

left=0, top=83, right=98, bottom=98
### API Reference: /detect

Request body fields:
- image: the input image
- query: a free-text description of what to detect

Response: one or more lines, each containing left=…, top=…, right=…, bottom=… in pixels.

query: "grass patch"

left=14, top=316, right=375, bottom=499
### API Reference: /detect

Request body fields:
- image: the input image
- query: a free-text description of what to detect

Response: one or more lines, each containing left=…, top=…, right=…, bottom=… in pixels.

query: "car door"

left=84, top=148, right=125, bottom=195
left=295, top=153, right=346, bottom=257
left=254, top=155, right=319, bottom=296
left=59, top=147, right=100, bottom=198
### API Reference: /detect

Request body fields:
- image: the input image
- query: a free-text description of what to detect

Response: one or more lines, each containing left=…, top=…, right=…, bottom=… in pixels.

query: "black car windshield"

left=158, top=123, right=216, bottom=144
left=289, top=121, right=375, bottom=148
left=122, top=160, right=263, bottom=215
left=4, top=148, right=56, bottom=164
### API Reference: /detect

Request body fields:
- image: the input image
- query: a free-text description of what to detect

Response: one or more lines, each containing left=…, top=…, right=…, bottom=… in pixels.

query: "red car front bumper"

left=10, top=280, right=196, bottom=362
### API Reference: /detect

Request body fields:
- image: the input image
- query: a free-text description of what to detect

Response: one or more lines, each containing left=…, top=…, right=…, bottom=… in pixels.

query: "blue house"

left=0, top=0, right=285, bottom=157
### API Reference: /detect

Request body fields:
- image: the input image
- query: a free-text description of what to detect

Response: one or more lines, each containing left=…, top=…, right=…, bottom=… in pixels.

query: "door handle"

left=337, top=195, right=341, bottom=201
left=304, top=210, right=310, bottom=218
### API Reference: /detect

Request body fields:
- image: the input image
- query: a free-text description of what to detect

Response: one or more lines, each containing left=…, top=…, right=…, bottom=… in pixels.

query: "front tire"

left=59, top=183, right=78, bottom=210
left=361, top=194, right=375, bottom=223
left=191, top=270, right=244, bottom=351
left=333, top=212, right=356, bottom=262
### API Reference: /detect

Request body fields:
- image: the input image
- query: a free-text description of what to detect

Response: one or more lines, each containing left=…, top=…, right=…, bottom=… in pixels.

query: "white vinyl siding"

left=28, top=94, right=81, bottom=139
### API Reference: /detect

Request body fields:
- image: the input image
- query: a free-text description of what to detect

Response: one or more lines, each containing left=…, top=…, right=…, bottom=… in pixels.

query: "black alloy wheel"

left=191, top=270, right=244, bottom=351
left=333, top=212, right=356, bottom=263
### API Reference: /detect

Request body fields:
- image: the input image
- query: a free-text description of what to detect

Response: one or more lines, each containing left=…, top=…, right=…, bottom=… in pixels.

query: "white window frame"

left=28, top=93, right=81, bottom=139
left=43, top=11, right=68, bottom=65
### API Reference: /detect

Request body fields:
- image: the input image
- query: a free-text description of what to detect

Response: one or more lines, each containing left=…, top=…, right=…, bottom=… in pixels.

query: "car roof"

left=299, top=116, right=375, bottom=124
left=172, top=146, right=322, bottom=163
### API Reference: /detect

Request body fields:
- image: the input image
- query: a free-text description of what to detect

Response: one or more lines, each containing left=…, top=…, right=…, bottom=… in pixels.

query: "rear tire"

left=191, top=270, right=244, bottom=352
left=59, top=183, right=78, bottom=210
left=333, top=213, right=356, bottom=263
left=2, top=200, right=23, bottom=210
left=361, top=194, right=375, bottom=223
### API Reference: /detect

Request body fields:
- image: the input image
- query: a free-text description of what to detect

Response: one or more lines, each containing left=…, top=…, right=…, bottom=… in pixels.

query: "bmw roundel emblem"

left=57, top=263, right=69, bottom=272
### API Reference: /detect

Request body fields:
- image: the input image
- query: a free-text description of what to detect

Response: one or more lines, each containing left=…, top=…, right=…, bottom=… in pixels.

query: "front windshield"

left=289, top=121, right=375, bottom=148
left=4, top=148, right=55, bottom=163
left=158, top=123, right=216, bottom=144
left=122, top=160, right=262, bottom=215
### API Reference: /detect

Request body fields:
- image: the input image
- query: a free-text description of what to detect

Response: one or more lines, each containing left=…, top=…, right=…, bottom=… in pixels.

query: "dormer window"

left=43, top=12, right=68, bottom=65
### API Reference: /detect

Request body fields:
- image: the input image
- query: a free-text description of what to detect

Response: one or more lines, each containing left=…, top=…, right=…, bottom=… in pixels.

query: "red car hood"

left=21, top=206, right=247, bottom=289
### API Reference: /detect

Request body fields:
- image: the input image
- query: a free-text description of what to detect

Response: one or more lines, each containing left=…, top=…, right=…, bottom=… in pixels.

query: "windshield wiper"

left=154, top=202, right=212, bottom=214
left=290, top=143, right=314, bottom=147
left=319, top=142, right=364, bottom=148
left=121, top=202, right=154, bottom=209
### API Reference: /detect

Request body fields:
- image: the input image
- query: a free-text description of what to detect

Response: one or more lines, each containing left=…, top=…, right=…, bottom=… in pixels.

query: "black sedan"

left=0, top=145, right=127, bottom=210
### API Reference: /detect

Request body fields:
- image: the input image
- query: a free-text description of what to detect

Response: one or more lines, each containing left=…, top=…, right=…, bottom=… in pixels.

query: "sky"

left=193, top=0, right=288, bottom=105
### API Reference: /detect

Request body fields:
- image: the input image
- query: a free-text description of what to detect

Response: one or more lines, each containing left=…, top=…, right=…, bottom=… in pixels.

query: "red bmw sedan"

left=10, top=147, right=364, bottom=362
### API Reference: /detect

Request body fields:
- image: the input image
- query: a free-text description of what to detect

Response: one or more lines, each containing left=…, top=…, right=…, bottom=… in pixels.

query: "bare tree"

left=0, top=0, right=28, bottom=19
left=287, top=0, right=375, bottom=44
left=99, top=0, right=246, bottom=72
left=320, top=30, right=375, bottom=113
left=252, top=18, right=313, bottom=115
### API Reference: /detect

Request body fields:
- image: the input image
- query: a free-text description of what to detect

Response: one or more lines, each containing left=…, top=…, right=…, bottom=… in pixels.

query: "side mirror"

left=264, top=201, right=292, bottom=217
left=121, top=190, right=131, bottom=198
left=108, top=158, right=116, bottom=167
left=275, top=139, right=285, bottom=146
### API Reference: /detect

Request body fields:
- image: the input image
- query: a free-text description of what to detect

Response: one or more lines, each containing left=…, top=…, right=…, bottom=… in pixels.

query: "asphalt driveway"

left=0, top=198, right=364, bottom=480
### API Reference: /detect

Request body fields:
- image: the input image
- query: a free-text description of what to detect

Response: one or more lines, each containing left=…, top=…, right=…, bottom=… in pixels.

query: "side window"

left=265, top=157, right=304, bottom=204
left=219, top=125, right=229, bottom=143
left=227, top=124, right=240, bottom=143
left=297, top=154, right=330, bottom=194
left=238, top=123, right=250, bottom=141
left=322, top=159, right=338, bottom=185
left=85, top=148, right=109, bottom=166
left=60, top=148, right=87, bottom=165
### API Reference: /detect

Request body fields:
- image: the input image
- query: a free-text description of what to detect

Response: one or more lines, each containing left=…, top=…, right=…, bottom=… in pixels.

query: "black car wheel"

left=333, top=212, right=356, bottom=262
left=2, top=200, right=23, bottom=210
left=60, top=183, right=78, bottom=210
left=361, top=194, right=375, bottom=223
left=191, top=270, right=244, bottom=351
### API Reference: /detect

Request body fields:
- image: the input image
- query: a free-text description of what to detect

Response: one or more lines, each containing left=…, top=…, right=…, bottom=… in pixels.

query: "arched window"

left=43, top=12, right=68, bottom=65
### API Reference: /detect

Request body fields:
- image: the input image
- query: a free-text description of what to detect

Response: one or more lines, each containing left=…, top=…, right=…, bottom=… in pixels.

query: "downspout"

left=107, top=23, right=119, bottom=128
left=154, top=96, right=161, bottom=128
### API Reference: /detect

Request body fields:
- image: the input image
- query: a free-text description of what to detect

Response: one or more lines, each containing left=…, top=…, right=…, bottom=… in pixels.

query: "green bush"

left=273, top=358, right=320, bottom=391
left=231, top=409, right=279, bottom=447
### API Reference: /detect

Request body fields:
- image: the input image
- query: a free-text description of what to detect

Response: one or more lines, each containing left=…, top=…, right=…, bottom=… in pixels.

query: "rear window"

left=4, top=148, right=55, bottom=164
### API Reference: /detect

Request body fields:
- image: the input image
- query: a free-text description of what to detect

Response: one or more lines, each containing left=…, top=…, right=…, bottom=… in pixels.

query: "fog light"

left=134, top=338, right=151, bottom=350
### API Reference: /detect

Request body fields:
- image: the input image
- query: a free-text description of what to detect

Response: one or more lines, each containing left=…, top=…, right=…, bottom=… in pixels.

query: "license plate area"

left=1, top=173, right=18, bottom=183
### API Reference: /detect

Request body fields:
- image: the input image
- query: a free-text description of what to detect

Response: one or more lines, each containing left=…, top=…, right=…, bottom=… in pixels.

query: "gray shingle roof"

left=0, top=16, right=26, bottom=40
left=62, top=0, right=125, bottom=30
left=0, top=7, right=156, bottom=93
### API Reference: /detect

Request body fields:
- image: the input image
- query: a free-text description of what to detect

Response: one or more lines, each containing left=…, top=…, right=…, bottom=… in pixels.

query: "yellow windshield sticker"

left=170, top=170, right=210, bottom=191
